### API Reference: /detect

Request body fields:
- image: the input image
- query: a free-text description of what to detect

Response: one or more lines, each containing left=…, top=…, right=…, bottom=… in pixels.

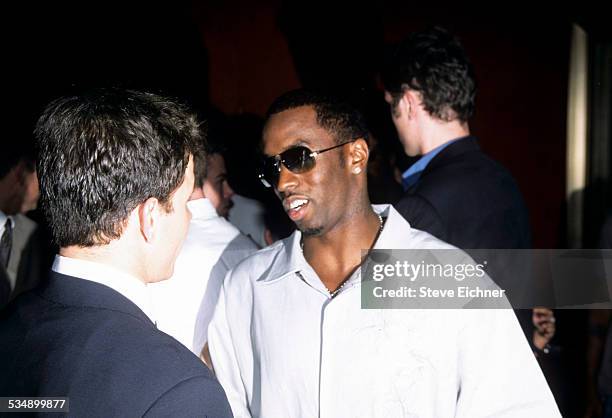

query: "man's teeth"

left=289, top=199, right=308, bottom=210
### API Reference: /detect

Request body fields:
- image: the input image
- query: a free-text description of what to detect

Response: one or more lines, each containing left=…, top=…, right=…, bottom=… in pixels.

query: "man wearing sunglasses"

left=208, top=89, right=559, bottom=417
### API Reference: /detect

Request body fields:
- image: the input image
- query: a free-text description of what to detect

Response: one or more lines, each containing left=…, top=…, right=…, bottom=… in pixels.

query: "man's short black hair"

left=383, top=26, right=476, bottom=123
left=265, top=89, right=370, bottom=145
left=35, top=88, right=203, bottom=247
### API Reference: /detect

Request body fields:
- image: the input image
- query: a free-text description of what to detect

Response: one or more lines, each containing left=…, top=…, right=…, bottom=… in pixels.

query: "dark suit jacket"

left=396, top=136, right=531, bottom=249
left=0, top=272, right=232, bottom=418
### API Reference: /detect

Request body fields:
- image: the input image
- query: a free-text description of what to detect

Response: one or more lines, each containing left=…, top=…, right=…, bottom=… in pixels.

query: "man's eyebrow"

left=264, top=139, right=310, bottom=157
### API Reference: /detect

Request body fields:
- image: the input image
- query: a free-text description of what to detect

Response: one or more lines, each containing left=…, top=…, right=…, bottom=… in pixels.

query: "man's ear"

left=349, top=138, right=369, bottom=175
left=402, top=89, right=422, bottom=120
left=138, top=197, right=160, bottom=243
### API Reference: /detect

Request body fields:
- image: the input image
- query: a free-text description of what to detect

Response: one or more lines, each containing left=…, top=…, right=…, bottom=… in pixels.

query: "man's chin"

left=300, top=225, right=323, bottom=237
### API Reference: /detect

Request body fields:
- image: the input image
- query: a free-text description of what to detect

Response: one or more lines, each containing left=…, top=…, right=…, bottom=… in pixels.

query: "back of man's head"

left=35, top=88, right=202, bottom=248
left=265, top=89, right=370, bottom=145
left=383, top=27, right=476, bottom=123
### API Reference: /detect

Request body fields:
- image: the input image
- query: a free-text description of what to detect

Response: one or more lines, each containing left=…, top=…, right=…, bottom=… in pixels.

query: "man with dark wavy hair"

left=0, top=89, right=231, bottom=417
left=383, top=26, right=560, bottom=401
left=383, top=27, right=530, bottom=250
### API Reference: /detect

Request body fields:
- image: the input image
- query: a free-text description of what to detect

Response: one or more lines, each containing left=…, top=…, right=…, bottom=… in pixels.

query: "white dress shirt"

left=52, top=255, right=156, bottom=323
left=208, top=204, right=561, bottom=418
left=149, top=198, right=258, bottom=355
left=228, top=194, right=268, bottom=248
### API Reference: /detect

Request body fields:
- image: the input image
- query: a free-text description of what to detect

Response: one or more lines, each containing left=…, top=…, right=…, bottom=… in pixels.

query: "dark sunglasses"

left=258, top=139, right=356, bottom=188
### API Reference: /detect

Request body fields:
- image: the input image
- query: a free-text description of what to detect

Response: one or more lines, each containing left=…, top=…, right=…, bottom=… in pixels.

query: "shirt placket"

left=318, top=272, right=361, bottom=418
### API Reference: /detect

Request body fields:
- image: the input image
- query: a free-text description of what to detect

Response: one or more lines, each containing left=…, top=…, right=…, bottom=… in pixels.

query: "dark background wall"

left=6, top=1, right=607, bottom=248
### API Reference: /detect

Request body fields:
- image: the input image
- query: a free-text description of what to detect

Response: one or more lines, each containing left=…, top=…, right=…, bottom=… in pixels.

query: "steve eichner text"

left=371, top=260, right=486, bottom=282
left=372, top=286, right=505, bottom=299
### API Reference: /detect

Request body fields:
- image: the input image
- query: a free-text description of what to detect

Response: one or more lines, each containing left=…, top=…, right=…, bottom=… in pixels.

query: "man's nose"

left=276, top=165, right=298, bottom=195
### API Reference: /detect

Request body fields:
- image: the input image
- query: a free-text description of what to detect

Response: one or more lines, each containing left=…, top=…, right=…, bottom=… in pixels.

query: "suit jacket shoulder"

left=394, top=194, right=448, bottom=242
left=397, top=137, right=531, bottom=249
left=0, top=273, right=231, bottom=418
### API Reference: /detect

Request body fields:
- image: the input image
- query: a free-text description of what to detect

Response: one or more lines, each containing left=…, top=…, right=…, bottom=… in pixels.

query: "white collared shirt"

left=52, top=255, right=156, bottom=323
left=208, top=204, right=561, bottom=418
left=149, top=198, right=258, bottom=355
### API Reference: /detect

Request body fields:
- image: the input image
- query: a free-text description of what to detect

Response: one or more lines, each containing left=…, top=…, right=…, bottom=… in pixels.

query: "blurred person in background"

left=150, top=132, right=258, bottom=361
left=0, top=140, right=48, bottom=307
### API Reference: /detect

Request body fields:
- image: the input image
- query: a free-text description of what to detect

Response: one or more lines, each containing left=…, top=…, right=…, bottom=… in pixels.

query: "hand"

left=533, top=307, right=555, bottom=350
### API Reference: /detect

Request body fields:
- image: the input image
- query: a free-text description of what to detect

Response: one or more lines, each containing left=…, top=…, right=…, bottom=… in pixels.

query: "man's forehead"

left=262, top=106, right=331, bottom=154
left=206, top=153, right=227, bottom=176
left=265, top=105, right=319, bottom=136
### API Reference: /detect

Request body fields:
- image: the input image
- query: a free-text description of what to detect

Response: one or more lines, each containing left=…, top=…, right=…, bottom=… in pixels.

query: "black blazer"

left=0, top=272, right=232, bottom=418
left=396, top=136, right=531, bottom=250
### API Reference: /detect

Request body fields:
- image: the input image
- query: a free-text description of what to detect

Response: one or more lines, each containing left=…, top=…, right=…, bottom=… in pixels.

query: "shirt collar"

left=401, top=136, right=467, bottom=190
left=261, top=204, right=410, bottom=283
left=187, top=198, right=219, bottom=221
left=51, top=255, right=157, bottom=323
left=257, top=231, right=307, bottom=284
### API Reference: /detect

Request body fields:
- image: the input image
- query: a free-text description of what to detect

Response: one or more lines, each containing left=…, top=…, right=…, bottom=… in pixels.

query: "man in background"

left=203, top=144, right=236, bottom=219
left=383, top=25, right=556, bottom=344
left=383, top=26, right=531, bottom=249
left=0, top=141, right=47, bottom=307
left=150, top=137, right=258, bottom=359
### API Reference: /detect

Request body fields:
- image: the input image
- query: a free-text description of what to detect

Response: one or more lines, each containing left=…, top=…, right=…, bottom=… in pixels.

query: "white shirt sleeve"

left=455, top=309, right=561, bottom=418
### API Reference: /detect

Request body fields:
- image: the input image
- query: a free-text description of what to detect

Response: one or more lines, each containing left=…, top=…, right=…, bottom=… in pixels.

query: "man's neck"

left=60, top=241, right=147, bottom=284
left=302, top=204, right=381, bottom=292
left=419, top=120, right=470, bottom=155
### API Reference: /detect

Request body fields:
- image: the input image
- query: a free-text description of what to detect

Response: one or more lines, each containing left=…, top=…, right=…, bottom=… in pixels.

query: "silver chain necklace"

left=301, top=214, right=384, bottom=298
